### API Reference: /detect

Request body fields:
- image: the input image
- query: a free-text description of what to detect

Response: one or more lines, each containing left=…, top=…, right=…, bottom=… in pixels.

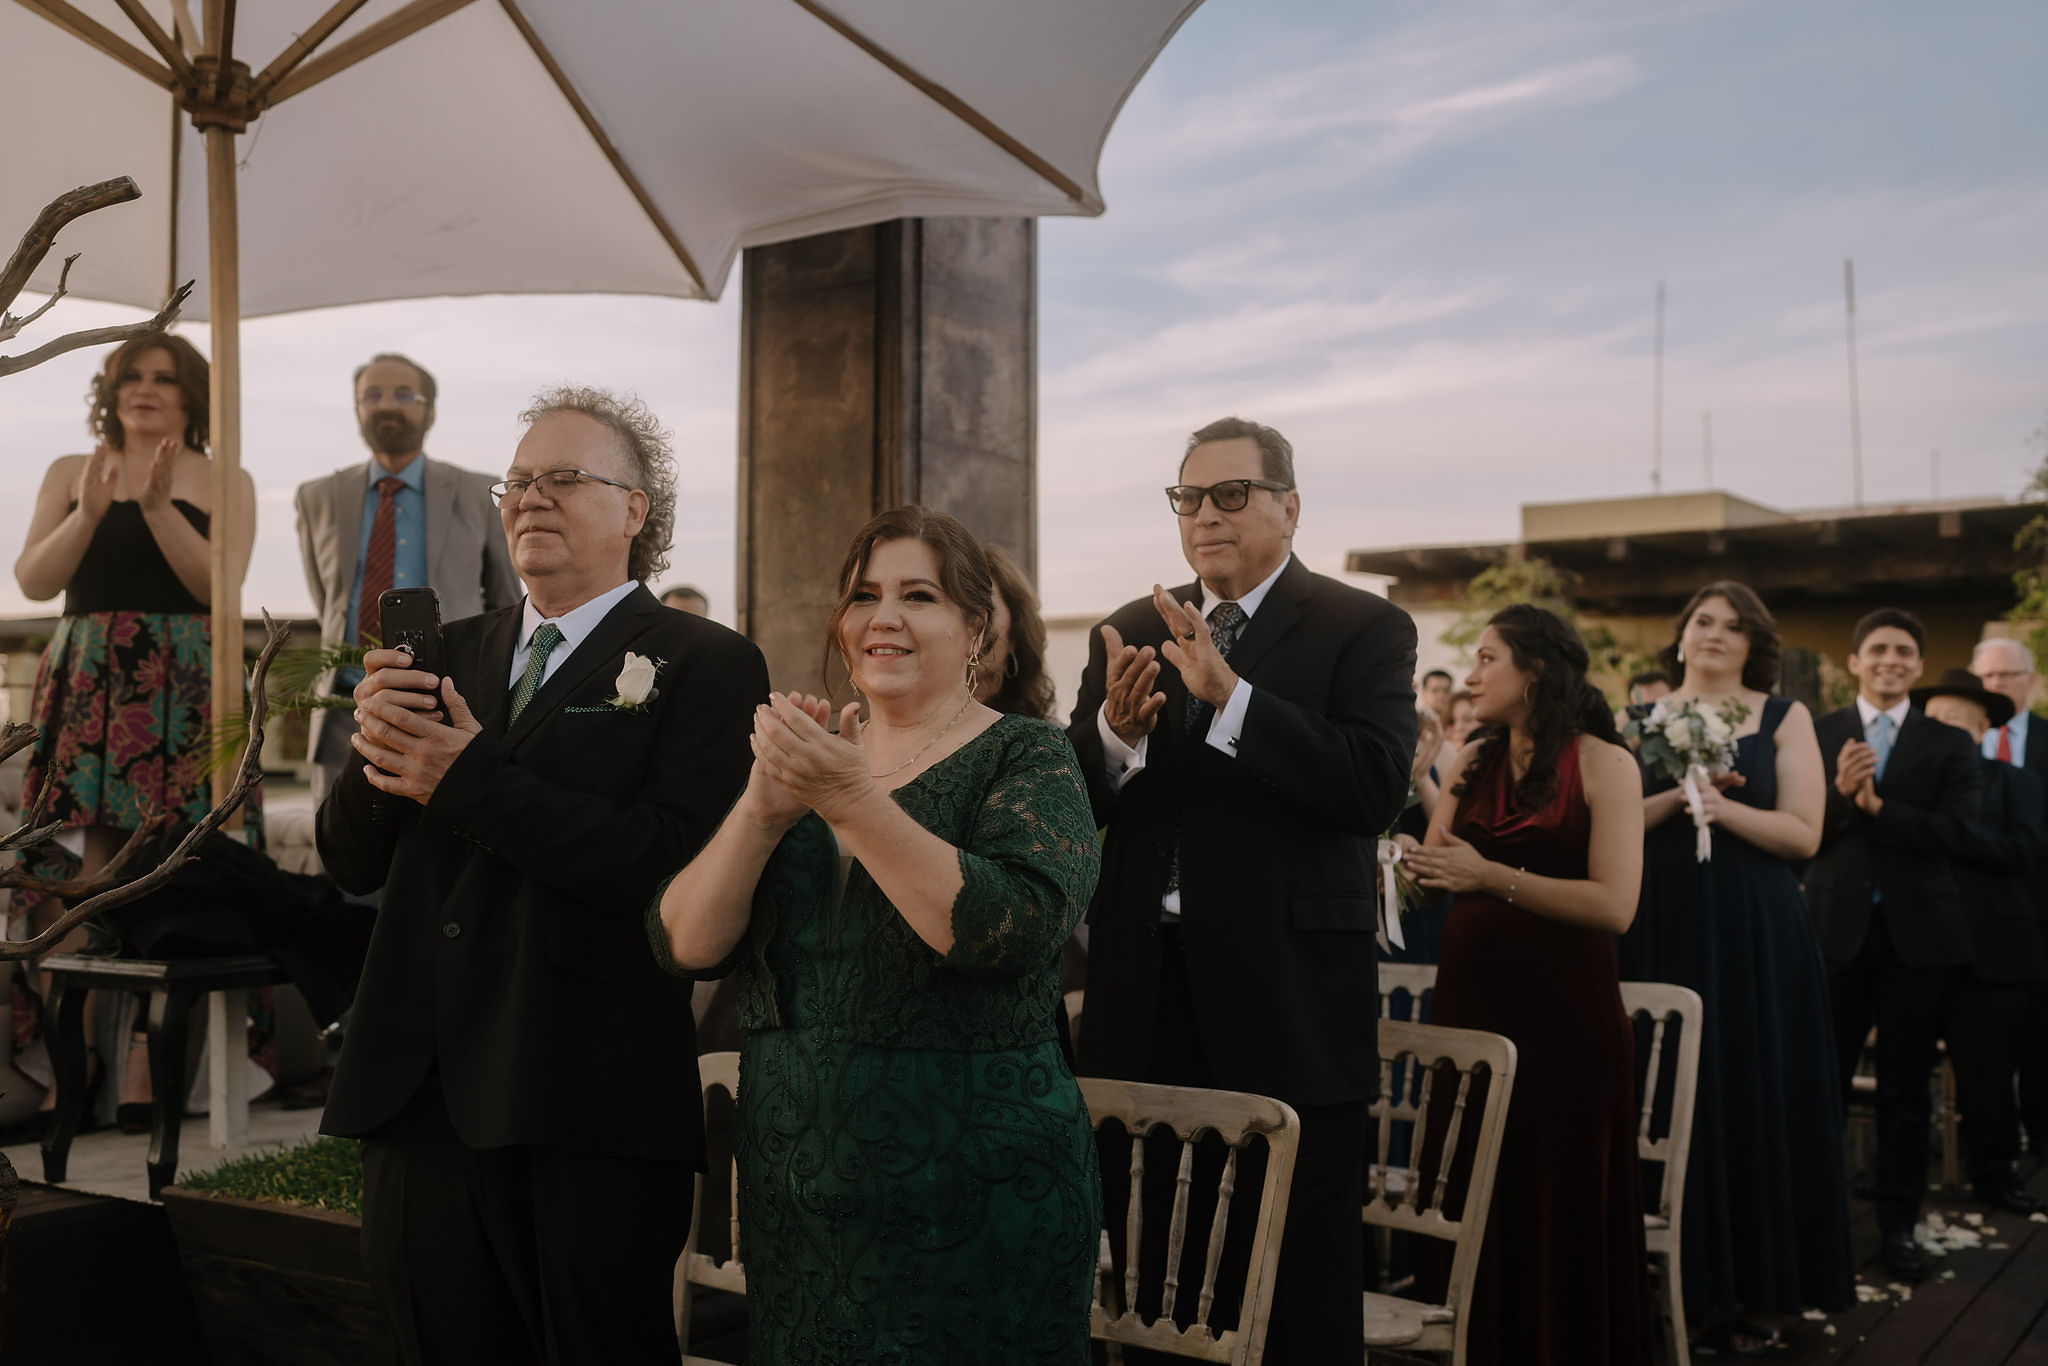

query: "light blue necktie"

left=1868, top=712, right=1896, bottom=783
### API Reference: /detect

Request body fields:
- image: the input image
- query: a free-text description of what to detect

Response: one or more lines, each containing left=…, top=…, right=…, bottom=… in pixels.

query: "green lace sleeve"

left=944, top=720, right=1101, bottom=977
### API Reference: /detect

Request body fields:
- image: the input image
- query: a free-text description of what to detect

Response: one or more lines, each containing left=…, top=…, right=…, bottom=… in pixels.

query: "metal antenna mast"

left=1844, top=259, right=1864, bottom=510
left=1652, top=281, right=1665, bottom=493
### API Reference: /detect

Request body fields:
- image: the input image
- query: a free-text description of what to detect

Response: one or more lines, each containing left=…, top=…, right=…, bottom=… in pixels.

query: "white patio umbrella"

left=4, top=0, right=1201, bottom=793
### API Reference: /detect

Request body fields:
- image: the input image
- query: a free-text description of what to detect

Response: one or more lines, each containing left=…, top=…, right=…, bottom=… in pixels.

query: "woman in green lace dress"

left=652, top=507, right=1102, bottom=1365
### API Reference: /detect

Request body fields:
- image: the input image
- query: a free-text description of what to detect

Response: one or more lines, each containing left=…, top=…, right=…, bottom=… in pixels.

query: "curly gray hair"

left=517, top=385, right=677, bottom=584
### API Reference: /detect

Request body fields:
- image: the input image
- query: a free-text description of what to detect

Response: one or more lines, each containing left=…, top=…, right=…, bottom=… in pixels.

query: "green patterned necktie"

left=507, top=622, right=564, bottom=725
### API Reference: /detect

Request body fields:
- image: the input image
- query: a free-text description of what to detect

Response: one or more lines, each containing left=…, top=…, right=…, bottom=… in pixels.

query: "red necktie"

left=356, top=477, right=406, bottom=646
left=1997, top=725, right=2014, bottom=763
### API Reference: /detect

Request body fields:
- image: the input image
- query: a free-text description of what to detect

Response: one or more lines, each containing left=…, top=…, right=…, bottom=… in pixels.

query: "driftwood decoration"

left=0, top=612, right=288, bottom=962
left=0, top=176, right=195, bottom=378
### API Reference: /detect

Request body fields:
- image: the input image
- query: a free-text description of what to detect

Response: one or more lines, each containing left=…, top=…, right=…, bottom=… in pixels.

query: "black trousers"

left=359, top=1076, right=692, bottom=1366
left=1100, top=924, right=1367, bottom=1365
left=1944, top=978, right=2029, bottom=1186
left=1829, top=914, right=1956, bottom=1234
left=2019, top=979, right=2048, bottom=1152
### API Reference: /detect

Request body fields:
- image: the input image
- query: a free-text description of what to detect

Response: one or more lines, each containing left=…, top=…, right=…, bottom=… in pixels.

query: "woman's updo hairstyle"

left=823, top=505, right=996, bottom=695
left=1454, top=603, right=1619, bottom=815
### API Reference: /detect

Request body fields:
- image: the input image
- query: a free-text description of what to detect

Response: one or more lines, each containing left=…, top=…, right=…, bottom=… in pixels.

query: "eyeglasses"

left=489, top=469, right=636, bottom=505
left=1164, top=479, right=1293, bottom=516
left=1978, top=670, right=2033, bottom=682
left=358, top=388, right=429, bottom=408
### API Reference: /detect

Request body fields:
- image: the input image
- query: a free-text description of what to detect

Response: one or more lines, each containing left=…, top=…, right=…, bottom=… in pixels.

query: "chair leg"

left=145, top=988, right=194, bottom=1198
left=1662, top=1248, right=1690, bottom=1366
left=39, top=976, right=90, bottom=1183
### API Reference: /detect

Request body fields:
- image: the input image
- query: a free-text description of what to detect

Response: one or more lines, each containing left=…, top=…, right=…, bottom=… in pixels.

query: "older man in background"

left=1974, top=635, right=2048, bottom=1158
left=295, top=353, right=522, bottom=801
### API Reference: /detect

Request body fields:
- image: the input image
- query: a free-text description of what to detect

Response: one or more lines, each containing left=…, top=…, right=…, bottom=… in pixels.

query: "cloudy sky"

left=4, top=0, right=2043, bottom=624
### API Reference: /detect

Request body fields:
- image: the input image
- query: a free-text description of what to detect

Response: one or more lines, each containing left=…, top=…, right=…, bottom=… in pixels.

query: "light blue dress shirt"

left=342, top=454, right=430, bottom=649
left=1984, top=710, right=2029, bottom=762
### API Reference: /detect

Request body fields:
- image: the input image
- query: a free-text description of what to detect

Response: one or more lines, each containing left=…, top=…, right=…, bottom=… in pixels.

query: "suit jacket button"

left=442, top=922, right=461, bottom=939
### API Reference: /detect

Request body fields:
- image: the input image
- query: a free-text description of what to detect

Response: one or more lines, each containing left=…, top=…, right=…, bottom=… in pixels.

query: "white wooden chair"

left=1619, top=982, right=1703, bottom=1366
left=1081, top=1076, right=1301, bottom=1366
left=674, top=1051, right=745, bottom=1366
left=1376, top=962, right=1437, bottom=1024
left=1360, top=1019, right=1518, bottom=1366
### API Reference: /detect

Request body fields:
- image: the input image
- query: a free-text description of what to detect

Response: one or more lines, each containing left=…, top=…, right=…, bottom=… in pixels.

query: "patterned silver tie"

left=507, top=622, right=564, bottom=725
left=1183, top=600, right=1247, bottom=735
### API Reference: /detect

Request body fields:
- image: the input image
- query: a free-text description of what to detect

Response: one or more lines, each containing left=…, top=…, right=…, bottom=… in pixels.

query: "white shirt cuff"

left=1205, top=679, right=1254, bottom=758
left=1097, top=704, right=1148, bottom=790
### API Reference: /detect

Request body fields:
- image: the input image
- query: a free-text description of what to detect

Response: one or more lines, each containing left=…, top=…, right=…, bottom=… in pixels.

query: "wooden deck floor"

left=1771, top=1156, right=2048, bottom=1365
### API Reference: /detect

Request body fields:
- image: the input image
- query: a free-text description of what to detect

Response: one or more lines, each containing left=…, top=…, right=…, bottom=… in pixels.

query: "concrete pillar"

left=735, top=218, right=1036, bottom=693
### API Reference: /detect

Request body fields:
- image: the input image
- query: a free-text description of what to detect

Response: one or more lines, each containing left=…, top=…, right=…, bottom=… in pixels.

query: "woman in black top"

left=13, top=332, right=258, bottom=1120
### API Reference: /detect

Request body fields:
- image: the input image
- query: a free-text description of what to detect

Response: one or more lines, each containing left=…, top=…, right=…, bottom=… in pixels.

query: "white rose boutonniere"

left=609, top=652, right=664, bottom=712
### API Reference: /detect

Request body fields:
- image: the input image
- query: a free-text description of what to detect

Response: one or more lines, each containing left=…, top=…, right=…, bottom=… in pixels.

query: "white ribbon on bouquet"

left=1375, top=839, right=1407, bottom=950
left=1681, top=764, right=1714, bottom=863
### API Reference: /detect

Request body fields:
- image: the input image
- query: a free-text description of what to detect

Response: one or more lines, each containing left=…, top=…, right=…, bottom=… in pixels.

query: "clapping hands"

left=748, top=693, right=872, bottom=826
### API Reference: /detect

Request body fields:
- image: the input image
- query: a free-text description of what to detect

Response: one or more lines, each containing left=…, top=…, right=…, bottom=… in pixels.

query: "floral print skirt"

left=11, top=611, right=264, bottom=928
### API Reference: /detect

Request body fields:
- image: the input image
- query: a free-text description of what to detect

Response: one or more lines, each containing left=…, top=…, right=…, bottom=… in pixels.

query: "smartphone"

left=378, top=587, right=445, bottom=722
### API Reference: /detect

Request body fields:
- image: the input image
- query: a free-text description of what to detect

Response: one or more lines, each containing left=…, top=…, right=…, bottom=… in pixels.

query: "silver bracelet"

left=1506, top=866, right=1525, bottom=904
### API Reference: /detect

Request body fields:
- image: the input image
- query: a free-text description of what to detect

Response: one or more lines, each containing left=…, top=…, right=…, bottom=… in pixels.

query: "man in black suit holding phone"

left=1806, top=608, right=1981, bottom=1282
left=1071, top=417, right=1418, bottom=1362
left=317, top=386, right=767, bottom=1364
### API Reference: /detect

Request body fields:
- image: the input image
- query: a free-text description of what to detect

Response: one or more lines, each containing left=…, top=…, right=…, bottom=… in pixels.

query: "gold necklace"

left=865, top=690, right=976, bottom=779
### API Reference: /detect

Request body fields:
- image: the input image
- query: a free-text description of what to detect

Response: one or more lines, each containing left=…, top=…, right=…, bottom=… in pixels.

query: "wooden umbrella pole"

left=204, top=122, right=243, bottom=814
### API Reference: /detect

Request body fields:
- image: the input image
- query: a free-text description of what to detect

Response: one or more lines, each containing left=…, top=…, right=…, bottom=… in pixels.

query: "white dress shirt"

left=1095, top=557, right=1289, bottom=917
left=507, top=580, right=640, bottom=692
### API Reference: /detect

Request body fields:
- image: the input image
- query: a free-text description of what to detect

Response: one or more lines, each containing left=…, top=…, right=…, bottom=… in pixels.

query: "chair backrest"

left=1079, top=1077, right=1301, bottom=1366
left=1377, top=961, right=1438, bottom=1023
left=1362, top=1020, right=1518, bottom=1357
left=1617, top=982, right=1703, bottom=1232
left=674, top=1051, right=745, bottom=1352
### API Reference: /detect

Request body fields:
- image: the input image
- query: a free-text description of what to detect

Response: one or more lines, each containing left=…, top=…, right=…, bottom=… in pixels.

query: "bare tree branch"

left=0, top=178, right=139, bottom=320
left=0, top=279, right=194, bottom=379
left=0, top=803, right=171, bottom=897
left=0, top=723, right=39, bottom=767
left=0, top=613, right=291, bottom=962
left=0, top=253, right=78, bottom=343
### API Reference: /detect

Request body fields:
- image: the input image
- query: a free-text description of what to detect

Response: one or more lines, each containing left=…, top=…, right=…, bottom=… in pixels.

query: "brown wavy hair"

left=823, top=506, right=995, bottom=696
left=1657, top=580, right=1781, bottom=692
left=982, top=545, right=1055, bottom=720
left=89, top=331, right=209, bottom=452
left=1453, top=605, right=1619, bottom=816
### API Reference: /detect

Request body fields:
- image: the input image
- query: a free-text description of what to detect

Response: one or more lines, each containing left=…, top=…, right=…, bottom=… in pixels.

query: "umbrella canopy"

left=6, top=0, right=1200, bottom=313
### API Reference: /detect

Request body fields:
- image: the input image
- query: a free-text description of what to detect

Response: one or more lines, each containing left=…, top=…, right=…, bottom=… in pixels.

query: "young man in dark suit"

left=317, top=388, right=767, bottom=1364
left=1972, top=636, right=2048, bottom=1156
left=1916, top=667, right=2048, bottom=1215
left=1070, top=417, right=1419, bottom=1362
left=1806, top=608, right=1981, bottom=1281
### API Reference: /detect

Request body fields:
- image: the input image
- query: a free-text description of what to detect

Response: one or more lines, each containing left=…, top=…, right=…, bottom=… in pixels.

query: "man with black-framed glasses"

left=1069, top=415, right=1418, bottom=1362
left=294, top=352, right=521, bottom=802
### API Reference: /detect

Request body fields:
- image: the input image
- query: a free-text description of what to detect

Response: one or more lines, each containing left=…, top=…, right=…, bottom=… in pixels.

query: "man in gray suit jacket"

left=295, top=354, right=522, bottom=799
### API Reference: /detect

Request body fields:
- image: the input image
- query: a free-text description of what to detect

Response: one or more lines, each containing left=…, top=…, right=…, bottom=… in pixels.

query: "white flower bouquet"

left=1625, top=696, right=1750, bottom=861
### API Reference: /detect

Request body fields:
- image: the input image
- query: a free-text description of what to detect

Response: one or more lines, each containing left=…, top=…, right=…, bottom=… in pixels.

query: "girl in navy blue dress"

left=1620, top=582, right=1854, bottom=1356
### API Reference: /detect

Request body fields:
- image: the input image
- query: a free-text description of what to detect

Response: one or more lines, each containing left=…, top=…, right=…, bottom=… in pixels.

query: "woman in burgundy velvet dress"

left=1402, top=605, right=1650, bottom=1366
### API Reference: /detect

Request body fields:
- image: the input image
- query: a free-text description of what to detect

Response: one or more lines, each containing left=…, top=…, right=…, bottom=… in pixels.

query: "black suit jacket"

left=1946, top=757, right=2048, bottom=984
left=1069, top=555, right=1419, bottom=1109
left=1805, top=705, right=1981, bottom=970
left=318, top=586, right=767, bottom=1163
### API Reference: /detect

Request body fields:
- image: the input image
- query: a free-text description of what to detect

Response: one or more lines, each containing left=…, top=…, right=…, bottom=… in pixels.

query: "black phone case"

left=378, top=588, right=444, bottom=676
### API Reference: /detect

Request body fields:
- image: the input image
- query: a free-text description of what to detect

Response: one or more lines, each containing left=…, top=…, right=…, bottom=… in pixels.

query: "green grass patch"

left=179, top=1135, right=364, bottom=1217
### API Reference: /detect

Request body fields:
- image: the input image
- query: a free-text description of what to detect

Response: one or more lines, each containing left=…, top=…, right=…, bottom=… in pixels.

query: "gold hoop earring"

left=1005, top=653, right=1019, bottom=679
left=1523, top=682, right=1536, bottom=710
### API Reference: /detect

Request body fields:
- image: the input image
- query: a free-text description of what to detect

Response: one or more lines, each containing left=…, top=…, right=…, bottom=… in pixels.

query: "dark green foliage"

left=179, top=1135, right=364, bottom=1216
